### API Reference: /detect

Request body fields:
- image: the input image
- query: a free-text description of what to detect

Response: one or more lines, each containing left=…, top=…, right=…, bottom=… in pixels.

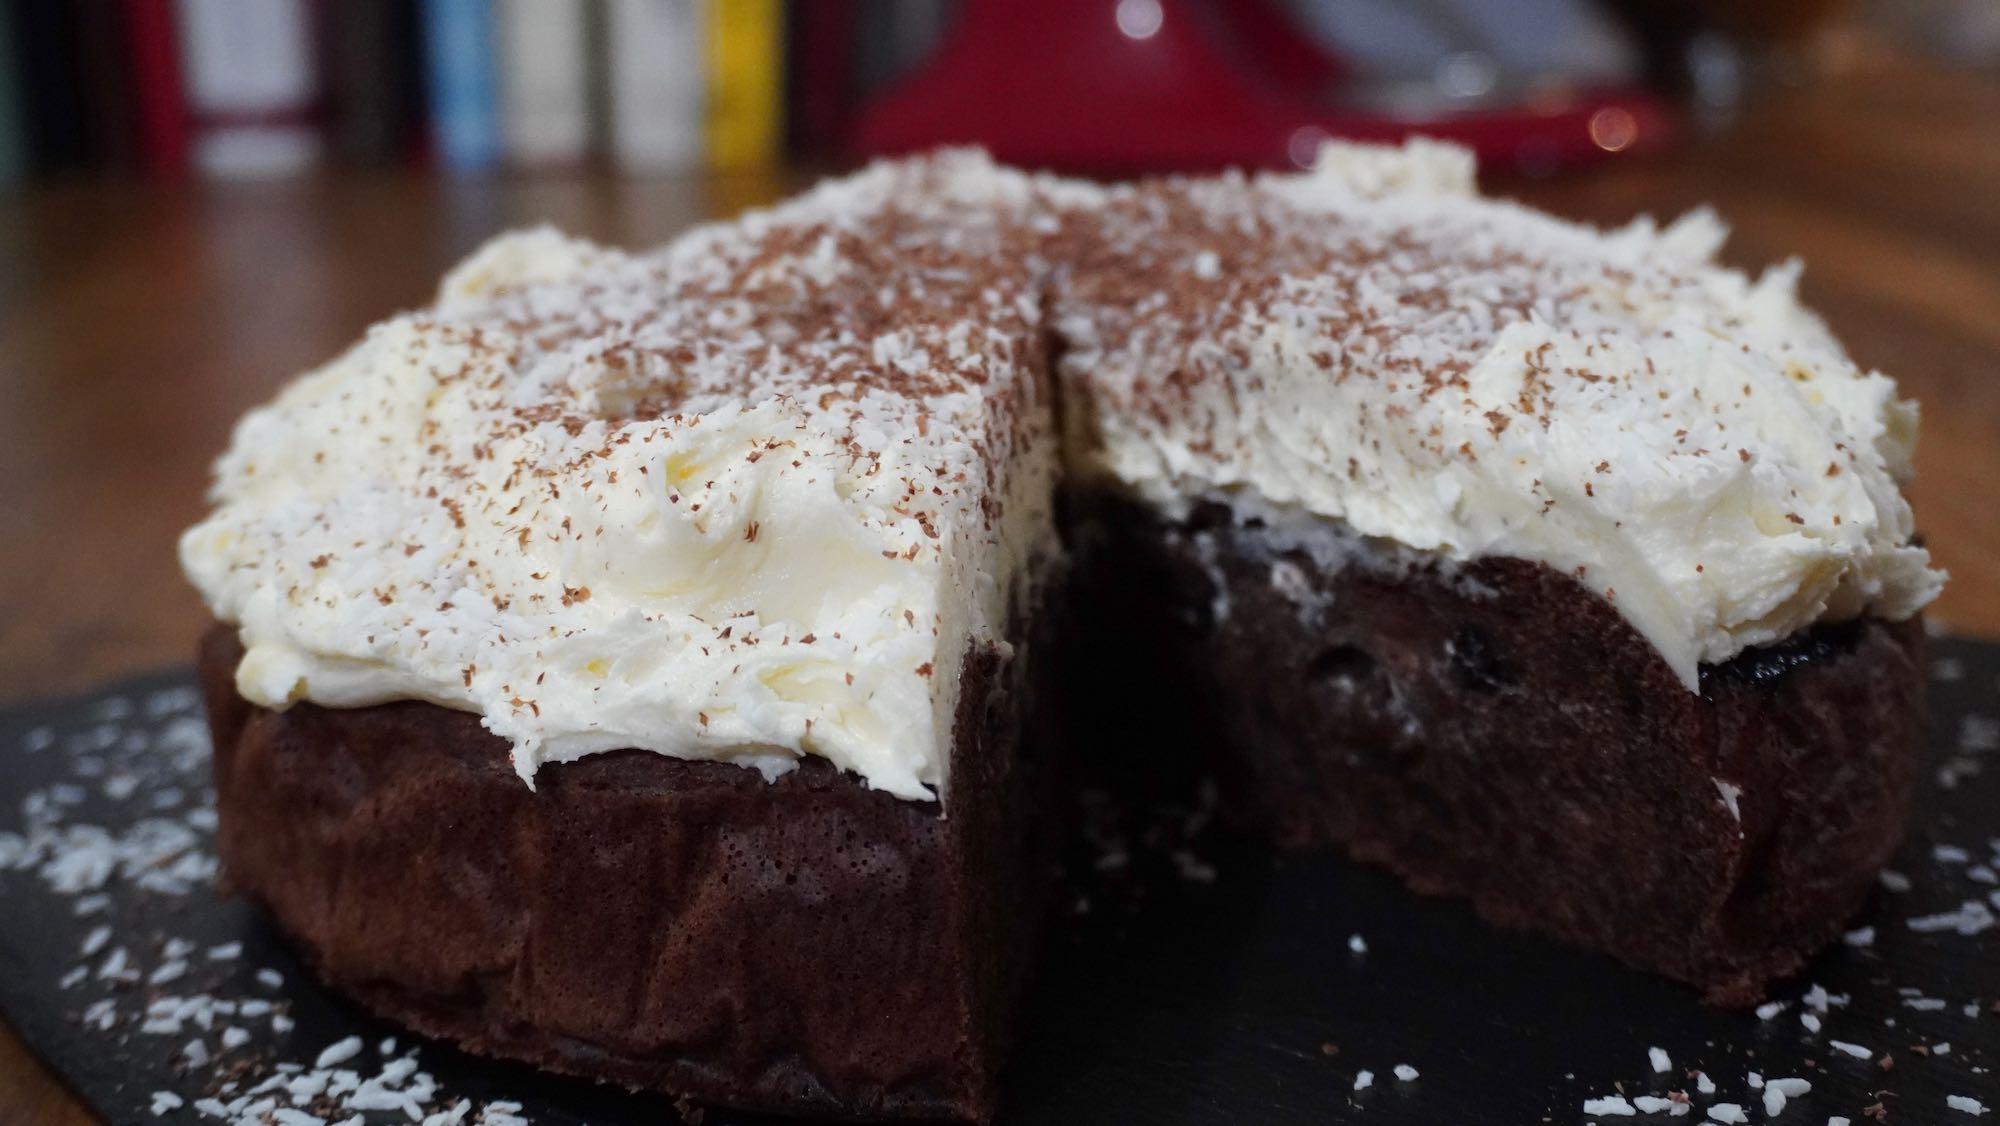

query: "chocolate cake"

left=1045, top=143, right=1938, bottom=1005
left=185, top=154, right=1067, bottom=1121
left=1067, top=494, right=1925, bottom=1006
left=183, top=143, right=1944, bottom=1120
left=198, top=614, right=1058, bottom=1121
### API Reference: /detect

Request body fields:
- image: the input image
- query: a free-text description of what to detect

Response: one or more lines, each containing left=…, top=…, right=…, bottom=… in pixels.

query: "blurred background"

left=0, top=2, right=1997, bottom=1116
left=0, top=0, right=1996, bottom=182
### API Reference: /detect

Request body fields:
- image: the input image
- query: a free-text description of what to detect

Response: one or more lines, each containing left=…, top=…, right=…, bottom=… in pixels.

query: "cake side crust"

left=199, top=603, right=1060, bottom=1122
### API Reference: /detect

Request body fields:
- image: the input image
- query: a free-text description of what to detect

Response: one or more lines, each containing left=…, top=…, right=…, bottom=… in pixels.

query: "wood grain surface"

left=2, top=44, right=1995, bottom=1125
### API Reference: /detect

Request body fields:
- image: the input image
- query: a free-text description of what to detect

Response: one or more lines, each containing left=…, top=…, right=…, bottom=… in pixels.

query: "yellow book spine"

left=704, top=0, right=783, bottom=169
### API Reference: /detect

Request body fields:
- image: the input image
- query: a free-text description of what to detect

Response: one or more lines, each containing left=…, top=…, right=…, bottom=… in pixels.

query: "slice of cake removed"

left=1048, top=139, right=1941, bottom=1003
left=185, top=152, right=1064, bottom=1120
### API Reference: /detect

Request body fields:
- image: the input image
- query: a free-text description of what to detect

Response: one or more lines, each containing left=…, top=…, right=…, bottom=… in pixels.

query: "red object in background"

left=124, top=0, right=189, bottom=176
left=1209, top=0, right=1349, bottom=96
left=856, top=0, right=1671, bottom=174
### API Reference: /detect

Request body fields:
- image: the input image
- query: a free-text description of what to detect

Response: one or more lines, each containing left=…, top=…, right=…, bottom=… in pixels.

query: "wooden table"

left=3, top=44, right=1996, bottom=1125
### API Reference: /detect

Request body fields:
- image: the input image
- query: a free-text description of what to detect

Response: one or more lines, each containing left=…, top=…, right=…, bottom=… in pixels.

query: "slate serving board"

left=2, top=639, right=1997, bottom=1125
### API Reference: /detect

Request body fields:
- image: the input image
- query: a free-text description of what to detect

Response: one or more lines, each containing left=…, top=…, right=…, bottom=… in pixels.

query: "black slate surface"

left=2, top=639, right=1997, bottom=1124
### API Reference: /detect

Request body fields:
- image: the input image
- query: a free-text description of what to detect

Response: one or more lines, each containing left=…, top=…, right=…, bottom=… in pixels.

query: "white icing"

left=182, top=142, right=1945, bottom=806
left=1062, top=140, right=1943, bottom=689
left=181, top=153, right=1058, bottom=801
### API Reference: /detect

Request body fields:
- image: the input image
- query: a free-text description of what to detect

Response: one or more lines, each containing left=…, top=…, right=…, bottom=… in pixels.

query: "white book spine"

left=174, top=0, right=322, bottom=178
left=499, top=0, right=592, bottom=165
left=606, top=0, right=705, bottom=173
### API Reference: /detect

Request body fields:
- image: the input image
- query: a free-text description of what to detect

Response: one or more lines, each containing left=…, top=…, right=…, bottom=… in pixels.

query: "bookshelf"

left=0, top=0, right=935, bottom=186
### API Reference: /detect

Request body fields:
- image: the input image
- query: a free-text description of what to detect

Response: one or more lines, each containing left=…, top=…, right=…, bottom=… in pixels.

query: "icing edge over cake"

left=1053, top=140, right=1943, bottom=689
left=180, top=152, right=1059, bottom=801
left=181, top=142, right=1945, bottom=800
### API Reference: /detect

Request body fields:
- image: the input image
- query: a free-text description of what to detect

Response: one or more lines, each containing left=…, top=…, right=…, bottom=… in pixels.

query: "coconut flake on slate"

left=312, top=1035, right=363, bottom=1069
left=1907, top=900, right=1996, bottom=935
left=79, top=924, right=112, bottom=957
left=1762, top=1077, right=1810, bottom=1117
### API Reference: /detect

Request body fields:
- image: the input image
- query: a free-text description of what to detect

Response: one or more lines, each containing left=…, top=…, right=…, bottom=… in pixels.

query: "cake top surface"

left=181, top=152, right=1058, bottom=800
left=183, top=143, right=1944, bottom=800
left=1050, top=140, right=1942, bottom=686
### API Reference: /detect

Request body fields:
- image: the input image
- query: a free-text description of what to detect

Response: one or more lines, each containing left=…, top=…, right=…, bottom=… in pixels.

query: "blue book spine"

left=421, top=0, right=502, bottom=174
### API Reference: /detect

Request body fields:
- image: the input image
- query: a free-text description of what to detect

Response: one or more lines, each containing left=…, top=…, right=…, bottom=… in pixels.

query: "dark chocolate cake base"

left=199, top=614, right=1059, bottom=1123
left=197, top=491, right=1929, bottom=1121
left=1065, top=493, right=1927, bottom=1006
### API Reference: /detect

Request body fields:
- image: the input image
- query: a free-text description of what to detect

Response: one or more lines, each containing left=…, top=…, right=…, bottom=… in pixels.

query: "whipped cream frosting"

left=1053, top=139, right=1942, bottom=688
left=181, top=152, right=1059, bottom=800
left=185, top=143, right=1944, bottom=801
